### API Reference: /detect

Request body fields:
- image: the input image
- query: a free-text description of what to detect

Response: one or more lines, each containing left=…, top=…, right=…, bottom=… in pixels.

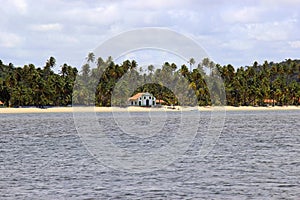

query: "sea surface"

left=0, top=110, right=299, bottom=199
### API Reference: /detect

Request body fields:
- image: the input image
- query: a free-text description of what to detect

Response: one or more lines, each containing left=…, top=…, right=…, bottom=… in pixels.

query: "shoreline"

left=1, top=105, right=300, bottom=114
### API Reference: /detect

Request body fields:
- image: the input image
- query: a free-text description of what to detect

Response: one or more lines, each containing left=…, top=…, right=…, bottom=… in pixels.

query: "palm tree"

left=130, top=60, right=137, bottom=71
left=170, top=63, right=177, bottom=72
left=47, top=56, right=56, bottom=68
left=188, top=58, right=195, bottom=72
left=147, top=64, right=154, bottom=74
left=86, top=52, right=95, bottom=63
left=82, top=63, right=91, bottom=78
left=61, top=63, right=68, bottom=78
left=202, top=58, right=210, bottom=68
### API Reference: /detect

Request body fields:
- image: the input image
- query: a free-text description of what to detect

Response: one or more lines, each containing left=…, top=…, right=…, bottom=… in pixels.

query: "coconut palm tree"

left=188, top=58, right=195, bottom=72
left=86, top=52, right=95, bottom=63
left=147, top=64, right=154, bottom=74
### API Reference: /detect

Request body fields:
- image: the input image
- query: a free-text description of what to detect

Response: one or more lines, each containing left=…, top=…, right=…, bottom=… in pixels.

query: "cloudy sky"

left=1, top=0, right=300, bottom=71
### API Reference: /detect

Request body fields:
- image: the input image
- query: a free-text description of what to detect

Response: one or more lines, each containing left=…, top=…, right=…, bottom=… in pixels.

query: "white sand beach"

left=199, top=105, right=300, bottom=111
left=0, top=105, right=300, bottom=114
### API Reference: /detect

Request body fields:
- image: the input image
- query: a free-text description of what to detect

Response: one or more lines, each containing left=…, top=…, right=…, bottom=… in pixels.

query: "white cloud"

left=244, top=20, right=295, bottom=41
left=63, top=4, right=121, bottom=26
left=12, top=0, right=28, bottom=14
left=262, top=0, right=300, bottom=6
left=124, top=0, right=187, bottom=10
left=0, top=32, right=22, bottom=48
left=221, top=6, right=263, bottom=23
left=30, top=23, right=63, bottom=32
left=168, top=10, right=200, bottom=24
left=0, top=0, right=299, bottom=68
left=289, top=40, right=300, bottom=48
left=221, top=40, right=253, bottom=51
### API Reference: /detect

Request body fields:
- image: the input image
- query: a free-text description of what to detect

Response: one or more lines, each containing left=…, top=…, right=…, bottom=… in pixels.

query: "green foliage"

left=0, top=58, right=78, bottom=107
left=1, top=57, right=300, bottom=107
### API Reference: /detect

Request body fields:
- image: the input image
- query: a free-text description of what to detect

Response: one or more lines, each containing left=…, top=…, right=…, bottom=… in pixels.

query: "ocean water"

left=0, top=110, right=299, bottom=199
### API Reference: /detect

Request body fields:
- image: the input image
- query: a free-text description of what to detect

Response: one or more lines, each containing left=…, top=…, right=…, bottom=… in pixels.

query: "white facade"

left=128, top=92, right=156, bottom=107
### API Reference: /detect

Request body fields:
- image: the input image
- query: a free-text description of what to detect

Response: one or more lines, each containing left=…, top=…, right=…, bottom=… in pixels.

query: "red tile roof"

left=264, top=99, right=276, bottom=103
left=128, top=93, right=145, bottom=101
left=156, top=99, right=165, bottom=103
left=292, top=97, right=300, bottom=103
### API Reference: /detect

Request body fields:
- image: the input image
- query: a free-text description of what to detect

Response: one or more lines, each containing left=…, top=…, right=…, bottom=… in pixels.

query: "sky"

left=1, top=0, right=300, bottom=72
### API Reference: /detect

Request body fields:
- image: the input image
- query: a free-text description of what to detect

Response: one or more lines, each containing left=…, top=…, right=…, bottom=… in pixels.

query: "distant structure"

left=128, top=92, right=156, bottom=107
left=263, top=99, right=276, bottom=106
left=156, top=99, right=165, bottom=105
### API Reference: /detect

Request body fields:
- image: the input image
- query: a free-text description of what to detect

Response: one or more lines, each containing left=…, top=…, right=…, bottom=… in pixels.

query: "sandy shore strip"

left=0, top=106, right=166, bottom=114
left=198, top=106, right=300, bottom=111
left=1, top=106, right=300, bottom=114
left=0, top=106, right=178, bottom=113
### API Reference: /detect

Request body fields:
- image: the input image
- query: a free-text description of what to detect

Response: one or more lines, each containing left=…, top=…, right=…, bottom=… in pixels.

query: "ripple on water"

left=0, top=110, right=299, bottom=199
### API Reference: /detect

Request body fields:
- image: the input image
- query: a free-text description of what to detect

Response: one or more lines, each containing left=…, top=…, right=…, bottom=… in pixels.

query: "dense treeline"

left=221, top=59, right=300, bottom=106
left=1, top=54, right=300, bottom=107
left=0, top=57, right=78, bottom=107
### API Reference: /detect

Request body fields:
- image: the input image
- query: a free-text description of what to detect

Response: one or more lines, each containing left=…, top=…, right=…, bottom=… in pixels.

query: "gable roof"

left=128, top=93, right=145, bottom=101
left=128, top=92, right=155, bottom=101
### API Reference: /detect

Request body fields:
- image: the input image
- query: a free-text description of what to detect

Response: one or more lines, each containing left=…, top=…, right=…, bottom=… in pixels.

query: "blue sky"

left=1, top=0, right=300, bottom=71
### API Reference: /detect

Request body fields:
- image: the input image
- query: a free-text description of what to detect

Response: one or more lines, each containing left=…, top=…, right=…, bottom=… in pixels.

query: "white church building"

left=128, top=92, right=156, bottom=107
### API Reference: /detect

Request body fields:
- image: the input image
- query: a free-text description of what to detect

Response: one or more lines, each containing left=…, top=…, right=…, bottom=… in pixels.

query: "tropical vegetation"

left=1, top=54, right=300, bottom=107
